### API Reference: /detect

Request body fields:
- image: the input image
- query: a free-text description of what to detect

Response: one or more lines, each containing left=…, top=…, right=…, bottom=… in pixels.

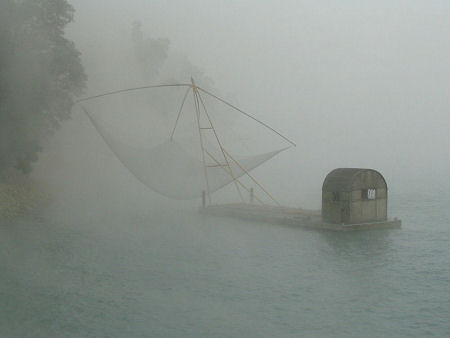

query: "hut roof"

left=322, top=168, right=385, bottom=192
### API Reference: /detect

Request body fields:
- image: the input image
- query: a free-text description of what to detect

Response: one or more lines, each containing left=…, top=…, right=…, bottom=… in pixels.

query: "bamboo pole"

left=170, top=86, right=191, bottom=141
left=197, top=87, right=296, bottom=147
left=223, top=149, right=282, bottom=207
left=195, top=87, right=244, bottom=203
left=191, top=80, right=212, bottom=205
left=76, top=84, right=191, bottom=103
left=77, top=80, right=292, bottom=206
left=77, top=83, right=295, bottom=149
left=204, top=150, right=266, bottom=205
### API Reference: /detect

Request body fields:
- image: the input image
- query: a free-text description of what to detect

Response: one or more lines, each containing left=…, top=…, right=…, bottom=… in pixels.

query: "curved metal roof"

left=322, top=168, right=386, bottom=192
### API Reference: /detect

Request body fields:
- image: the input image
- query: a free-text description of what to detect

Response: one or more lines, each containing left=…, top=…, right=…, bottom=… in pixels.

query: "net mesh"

left=84, top=107, right=287, bottom=199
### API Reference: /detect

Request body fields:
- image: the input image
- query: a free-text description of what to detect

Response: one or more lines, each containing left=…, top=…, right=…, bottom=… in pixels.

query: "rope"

left=197, top=87, right=296, bottom=147
left=76, top=82, right=295, bottom=147
left=76, top=84, right=191, bottom=103
left=170, top=86, right=191, bottom=141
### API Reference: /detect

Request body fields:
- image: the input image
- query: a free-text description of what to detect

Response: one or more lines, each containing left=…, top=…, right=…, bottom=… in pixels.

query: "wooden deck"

left=200, top=203, right=401, bottom=231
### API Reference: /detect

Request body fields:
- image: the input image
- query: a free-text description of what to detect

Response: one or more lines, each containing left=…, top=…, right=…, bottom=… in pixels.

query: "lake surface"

left=1, top=190, right=449, bottom=337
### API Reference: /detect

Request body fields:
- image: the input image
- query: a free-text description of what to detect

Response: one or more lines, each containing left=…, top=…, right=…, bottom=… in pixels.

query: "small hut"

left=322, top=168, right=388, bottom=224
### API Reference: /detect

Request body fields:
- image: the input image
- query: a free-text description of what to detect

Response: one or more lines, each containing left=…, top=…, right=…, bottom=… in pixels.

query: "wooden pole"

left=204, top=149, right=266, bottom=205
left=223, top=149, right=282, bottom=207
left=170, top=86, right=191, bottom=141
left=192, top=78, right=212, bottom=205
left=196, top=88, right=244, bottom=203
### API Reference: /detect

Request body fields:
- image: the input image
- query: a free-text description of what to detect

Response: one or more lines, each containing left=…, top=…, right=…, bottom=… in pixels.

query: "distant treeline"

left=0, top=0, right=86, bottom=177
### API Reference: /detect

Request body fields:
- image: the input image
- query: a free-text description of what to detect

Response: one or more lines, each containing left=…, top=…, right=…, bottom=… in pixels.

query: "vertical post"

left=250, top=187, right=254, bottom=204
left=192, top=77, right=211, bottom=205
left=202, top=190, right=206, bottom=208
left=195, top=86, right=244, bottom=203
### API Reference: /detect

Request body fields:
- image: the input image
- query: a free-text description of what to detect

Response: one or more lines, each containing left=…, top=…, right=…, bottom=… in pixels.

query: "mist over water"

left=63, top=0, right=450, bottom=201
left=1, top=186, right=449, bottom=337
left=1, top=0, right=449, bottom=336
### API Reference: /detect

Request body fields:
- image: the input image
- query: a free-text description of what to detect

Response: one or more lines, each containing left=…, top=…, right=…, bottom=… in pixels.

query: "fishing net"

left=79, top=84, right=292, bottom=200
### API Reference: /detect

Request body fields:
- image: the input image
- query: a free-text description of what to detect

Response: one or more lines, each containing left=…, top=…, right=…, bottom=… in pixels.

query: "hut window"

left=362, top=189, right=376, bottom=200
left=332, top=192, right=340, bottom=201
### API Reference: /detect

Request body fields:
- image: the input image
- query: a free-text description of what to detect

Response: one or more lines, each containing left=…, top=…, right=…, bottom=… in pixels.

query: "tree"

left=0, top=0, right=86, bottom=174
left=131, top=20, right=169, bottom=80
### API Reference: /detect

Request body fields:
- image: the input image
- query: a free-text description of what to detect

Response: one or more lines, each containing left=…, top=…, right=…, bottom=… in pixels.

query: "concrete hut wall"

left=321, top=190, right=349, bottom=224
left=322, top=169, right=388, bottom=224
left=350, top=170, right=387, bottom=223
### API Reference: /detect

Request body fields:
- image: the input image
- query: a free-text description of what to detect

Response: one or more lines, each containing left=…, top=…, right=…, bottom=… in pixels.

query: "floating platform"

left=200, top=203, right=401, bottom=231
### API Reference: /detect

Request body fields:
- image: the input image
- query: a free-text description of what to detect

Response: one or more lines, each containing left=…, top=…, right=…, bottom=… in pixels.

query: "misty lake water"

left=1, top=189, right=449, bottom=337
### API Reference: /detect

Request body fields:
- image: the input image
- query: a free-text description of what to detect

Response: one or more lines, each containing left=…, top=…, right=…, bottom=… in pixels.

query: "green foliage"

left=0, top=0, right=86, bottom=174
left=131, top=20, right=169, bottom=80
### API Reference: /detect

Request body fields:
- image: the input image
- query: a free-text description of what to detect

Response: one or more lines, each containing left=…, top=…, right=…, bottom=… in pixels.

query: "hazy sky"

left=61, top=0, right=449, bottom=205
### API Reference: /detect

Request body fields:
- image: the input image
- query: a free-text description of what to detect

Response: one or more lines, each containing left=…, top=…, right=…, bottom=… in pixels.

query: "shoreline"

left=0, top=171, right=50, bottom=219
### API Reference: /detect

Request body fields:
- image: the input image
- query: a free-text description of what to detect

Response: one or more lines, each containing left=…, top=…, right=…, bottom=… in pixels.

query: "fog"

left=2, top=1, right=450, bottom=336
left=31, top=0, right=448, bottom=209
